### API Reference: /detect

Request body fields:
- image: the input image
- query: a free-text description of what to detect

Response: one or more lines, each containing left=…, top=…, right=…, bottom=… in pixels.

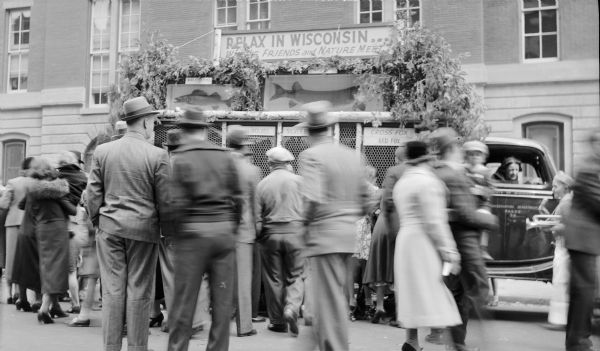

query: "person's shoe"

left=68, top=317, right=91, bottom=327
left=252, top=316, right=266, bottom=323
left=149, top=312, right=164, bottom=327
left=50, top=304, right=69, bottom=318
left=66, top=305, right=81, bottom=314
left=31, top=302, right=42, bottom=313
left=15, top=299, right=32, bottom=312
left=389, top=320, right=400, bottom=328
left=122, top=325, right=127, bottom=337
left=304, top=317, right=313, bottom=326
left=238, top=329, right=257, bottom=337
left=284, top=309, right=299, bottom=336
left=425, top=329, right=446, bottom=345
left=541, top=322, right=566, bottom=331
left=401, top=343, right=419, bottom=351
left=37, top=312, right=54, bottom=324
left=192, top=325, right=204, bottom=334
left=371, top=309, right=385, bottom=324
left=7, top=296, right=14, bottom=304
left=446, top=344, right=479, bottom=351
left=267, top=323, right=287, bottom=333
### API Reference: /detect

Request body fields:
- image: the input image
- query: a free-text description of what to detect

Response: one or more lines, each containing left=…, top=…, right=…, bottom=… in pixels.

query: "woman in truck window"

left=492, top=157, right=522, bottom=184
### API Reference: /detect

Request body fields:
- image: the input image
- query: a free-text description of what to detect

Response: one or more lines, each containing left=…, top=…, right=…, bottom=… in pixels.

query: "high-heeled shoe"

left=15, top=299, right=32, bottom=312
left=149, top=312, right=164, bottom=327
left=37, top=312, right=54, bottom=324
left=31, top=302, right=41, bottom=313
left=371, top=309, right=386, bottom=324
left=50, top=304, right=69, bottom=318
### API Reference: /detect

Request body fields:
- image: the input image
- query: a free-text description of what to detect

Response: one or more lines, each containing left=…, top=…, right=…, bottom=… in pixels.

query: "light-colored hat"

left=121, top=97, right=159, bottom=122
left=266, top=147, right=295, bottom=163
left=553, top=171, right=574, bottom=188
left=428, top=127, right=461, bottom=155
left=115, top=121, right=127, bottom=131
left=295, top=101, right=336, bottom=129
left=463, top=140, right=488, bottom=155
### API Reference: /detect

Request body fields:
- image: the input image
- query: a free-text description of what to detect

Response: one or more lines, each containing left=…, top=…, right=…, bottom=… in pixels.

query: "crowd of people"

left=0, top=95, right=598, bottom=351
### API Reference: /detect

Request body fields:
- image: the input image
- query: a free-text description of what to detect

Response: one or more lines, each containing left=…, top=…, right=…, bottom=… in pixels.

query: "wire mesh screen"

left=154, top=124, right=223, bottom=148
left=363, top=146, right=397, bottom=187
left=339, top=123, right=356, bottom=149
left=246, top=136, right=276, bottom=178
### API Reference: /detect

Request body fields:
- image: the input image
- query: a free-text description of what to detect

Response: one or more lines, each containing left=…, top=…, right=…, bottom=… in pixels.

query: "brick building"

left=0, top=0, right=598, bottom=183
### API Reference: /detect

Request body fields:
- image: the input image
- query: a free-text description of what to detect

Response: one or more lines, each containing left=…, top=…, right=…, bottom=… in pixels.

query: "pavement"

left=0, top=279, right=599, bottom=351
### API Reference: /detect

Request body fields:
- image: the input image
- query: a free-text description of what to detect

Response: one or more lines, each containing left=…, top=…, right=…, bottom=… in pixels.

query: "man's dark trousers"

left=167, top=222, right=235, bottom=351
left=566, top=250, right=598, bottom=351
left=445, top=236, right=489, bottom=346
left=261, top=231, right=304, bottom=324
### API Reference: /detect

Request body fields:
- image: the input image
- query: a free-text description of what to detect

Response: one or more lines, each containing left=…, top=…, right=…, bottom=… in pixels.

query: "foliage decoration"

left=355, top=22, right=489, bottom=139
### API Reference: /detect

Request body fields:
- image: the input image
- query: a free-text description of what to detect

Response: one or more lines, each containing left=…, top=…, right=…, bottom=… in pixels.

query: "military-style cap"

left=266, top=147, right=295, bottom=163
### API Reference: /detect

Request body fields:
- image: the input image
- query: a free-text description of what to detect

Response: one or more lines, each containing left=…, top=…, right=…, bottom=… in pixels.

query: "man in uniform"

left=87, top=96, right=170, bottom=351
left=256, top=146, right=305, bottom=336
left=298, top=101, right=369, bottom=351
left=167, top=110, right=242, bottom=351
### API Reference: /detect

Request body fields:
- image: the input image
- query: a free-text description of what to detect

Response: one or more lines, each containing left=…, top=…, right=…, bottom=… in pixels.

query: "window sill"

left=81, top=106, right=110, bottom=115
left=523, top=57, right=559, bottom=64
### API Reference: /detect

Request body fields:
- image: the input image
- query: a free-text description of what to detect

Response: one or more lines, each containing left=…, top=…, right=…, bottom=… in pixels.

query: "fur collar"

left=29, top=178, right=69, bottom=199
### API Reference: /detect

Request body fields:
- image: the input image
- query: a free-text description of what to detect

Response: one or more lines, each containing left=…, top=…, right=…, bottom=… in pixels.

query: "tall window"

left=89, top=0, right=141, bottom=106
left=396, top=0, right=420, bottom=27
left=216, top=0, right=237, bottom=29
left=7, top=9, right=30, bottom=92
left=359, top=0, right=383, bottom=24
left=247, top=0, right=269, bottom=30
left=2, top=140, right=25, bottom=184
left=523, top=122, right=564, bottom=170
left=523, top=0, right=558, bottom=60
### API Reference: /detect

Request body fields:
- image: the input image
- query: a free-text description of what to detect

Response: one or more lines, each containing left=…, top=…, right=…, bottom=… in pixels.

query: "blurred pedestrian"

left=542, top=171, right=574, bottom=330
left=227, top=125, right=261, bottom=337
left=0, top=157, right=35, bottom=308
left=87, top=97, right=170, bottom=351
left=20, top=157, right=74, bottom=324
left=564, top=128, right=600, bottom=351
left=159, top=129, right=209, bottom=335
left=430, top=128, right=498, bottom=351
left=167, top=110, right=242, bottom=351
left=393, top=141, right=462, bottom=351
left=350, top=165, right=380, bottom=321
left=57, top=151, right=88, bottom=314
left=298, top=101, right=369, bottom=351
left=363, top=146, right=406, bottom=324
left=257, top=146, right=305, bottom=336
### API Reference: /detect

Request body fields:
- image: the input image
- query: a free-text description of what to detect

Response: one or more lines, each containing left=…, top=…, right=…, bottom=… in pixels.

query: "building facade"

left=0, top=0, right=598, bottom=183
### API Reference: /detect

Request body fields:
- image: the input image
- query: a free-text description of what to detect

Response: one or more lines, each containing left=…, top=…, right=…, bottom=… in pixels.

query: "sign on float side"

left=362, top=127, right=416, bottom=146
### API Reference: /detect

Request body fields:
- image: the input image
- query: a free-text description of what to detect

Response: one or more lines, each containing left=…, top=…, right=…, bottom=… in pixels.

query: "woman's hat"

left=295, top=101, right=337, bottom=130
left=177, top=109, right=213, bottom=129
left=405, top=140, right=433, bottom=165
left=121, top=97, right=159, bottom=122
left=553, top=171, right=574, bottom=188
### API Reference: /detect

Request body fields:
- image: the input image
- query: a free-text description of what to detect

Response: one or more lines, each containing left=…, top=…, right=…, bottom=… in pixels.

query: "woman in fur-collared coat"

left=19, top=157, right=75, bottom=324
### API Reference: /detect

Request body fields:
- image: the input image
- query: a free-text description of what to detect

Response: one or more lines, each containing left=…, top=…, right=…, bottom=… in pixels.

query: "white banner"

left=362, top=127, right=415, bottom=146
left=220, top=26, right=392, bottom=61
left=282, top=126, right=332, bottom=136
left=228, top=125, right=276, bottom=137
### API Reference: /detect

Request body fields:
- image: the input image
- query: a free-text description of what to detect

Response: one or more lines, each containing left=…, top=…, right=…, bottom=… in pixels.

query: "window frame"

left=521, top=0, right=559, bottom=63
left=215, top=0, right=238, bottom=29
left=89, top=0, right=112, bottom=107
left=118, top=0, right=141, bottom=53
left=6, top=8, right=30, bottom=93
left=522, top=121, right=564, bottom=171
left=1, top=139, right=26, bottom=185
left=246, top=0, right=270, bottom=30
left=358, top=0, right=384, bottom=24
left=394, top=0, right=421, bottom=27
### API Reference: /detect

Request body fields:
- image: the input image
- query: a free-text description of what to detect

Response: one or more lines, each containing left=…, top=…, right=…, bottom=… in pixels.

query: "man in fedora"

left=297, top=101, right=369, bottom=350
left=167, top=110, right=242, bottom=351
left=86, top=96, right=170, bottom=351
left=227, top=125, right=261, bottom=337
left=429, top=127, right=498, bottom=351
left=257, top=146, right=305, bottom=336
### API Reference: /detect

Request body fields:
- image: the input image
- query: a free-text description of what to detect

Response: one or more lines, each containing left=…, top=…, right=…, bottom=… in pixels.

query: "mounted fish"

left=263, top=74, right=382, bottom=111
left=167, top=84, right=241, bottom=111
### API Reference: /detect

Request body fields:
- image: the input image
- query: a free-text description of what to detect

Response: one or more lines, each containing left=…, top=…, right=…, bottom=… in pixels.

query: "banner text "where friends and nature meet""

left=220, top=27, right=391, bottom=61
